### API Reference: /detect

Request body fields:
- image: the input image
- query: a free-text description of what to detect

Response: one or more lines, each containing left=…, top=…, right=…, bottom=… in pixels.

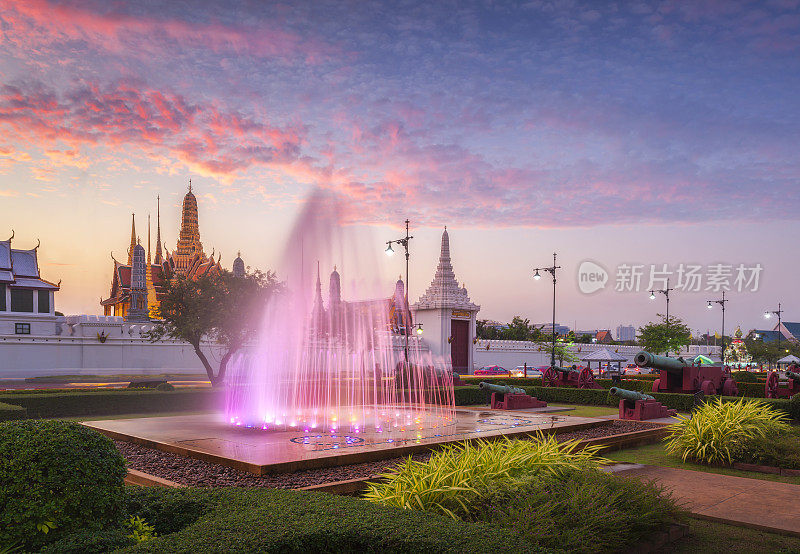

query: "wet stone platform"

left=83, top=409, right=604, bottom=475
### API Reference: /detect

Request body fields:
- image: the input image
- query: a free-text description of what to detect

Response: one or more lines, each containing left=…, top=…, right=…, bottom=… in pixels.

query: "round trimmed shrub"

left=155, top=382, right=175, bottom=391
left=0, top=420, right=127, bottom=550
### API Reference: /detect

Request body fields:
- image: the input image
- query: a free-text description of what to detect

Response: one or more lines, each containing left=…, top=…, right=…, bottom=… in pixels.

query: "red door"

left=450, top=319, right=469, bottom=372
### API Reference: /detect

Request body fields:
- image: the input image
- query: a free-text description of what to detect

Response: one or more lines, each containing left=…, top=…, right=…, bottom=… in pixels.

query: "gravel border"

left=117, top=419, right=659, bottom=489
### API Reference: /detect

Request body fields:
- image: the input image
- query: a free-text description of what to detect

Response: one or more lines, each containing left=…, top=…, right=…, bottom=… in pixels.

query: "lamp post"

left=764, top=302, right=784, bottom=349
left=648, top=278, right=674, bottom=321
left=533, top=252, right=561, bottom=368
left=385, top=219, right=414, bottom=362
left=706, top=290, right=728, bottom=363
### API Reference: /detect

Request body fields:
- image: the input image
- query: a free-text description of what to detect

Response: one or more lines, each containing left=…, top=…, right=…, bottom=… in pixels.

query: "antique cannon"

left=611, top=386, right=676, bottom=421
left=635, top=351, right=738, bottom=396
left=479, top=382, right=526, bottom=395
left=610, top=387, right=654, bottom=401
left=541, top=365, right=602, bottom=389
left=765, top=371, right=800, bottom=399
left=478, top=381, right=546, bottom=410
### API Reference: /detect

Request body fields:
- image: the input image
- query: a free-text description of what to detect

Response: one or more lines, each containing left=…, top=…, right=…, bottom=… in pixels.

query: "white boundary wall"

left=470, top=339, right=721, bottom=374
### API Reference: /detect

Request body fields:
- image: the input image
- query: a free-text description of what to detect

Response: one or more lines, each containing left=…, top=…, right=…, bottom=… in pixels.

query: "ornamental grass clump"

left=665, top=397, right=790, bottom=466
left=363, top=434, right=606, bottom=519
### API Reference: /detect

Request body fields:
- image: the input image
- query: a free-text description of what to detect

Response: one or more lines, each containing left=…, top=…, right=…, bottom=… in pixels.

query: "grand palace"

left=100, top=183, right=242, bottom=319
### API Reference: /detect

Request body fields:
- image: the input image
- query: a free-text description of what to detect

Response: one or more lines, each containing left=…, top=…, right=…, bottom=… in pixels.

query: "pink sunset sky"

left=0, top=0, right=798, bottom=335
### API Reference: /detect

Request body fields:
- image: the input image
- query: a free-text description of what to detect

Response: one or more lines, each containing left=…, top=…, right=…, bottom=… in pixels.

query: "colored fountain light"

left=224, top=190, right=456, bottom=435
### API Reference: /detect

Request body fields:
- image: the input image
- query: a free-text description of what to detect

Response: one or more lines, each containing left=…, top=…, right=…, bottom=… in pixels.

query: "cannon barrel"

left=610, top=387, right=654, bottom=401
left=786, top=371, right=800, bottom=381
left=479, top=382, right=526, bottom=395
left=634, top=351, right=687, bottom=373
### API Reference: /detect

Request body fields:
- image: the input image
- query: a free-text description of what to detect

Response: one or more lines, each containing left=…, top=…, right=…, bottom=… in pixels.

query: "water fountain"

left=224, top=190, right=456, bottom=438
left=83, top=190, right=602, bottom=475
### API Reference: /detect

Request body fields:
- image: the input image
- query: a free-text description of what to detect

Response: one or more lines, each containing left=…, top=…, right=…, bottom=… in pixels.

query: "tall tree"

left=637, top=314, right=692, bottom=356
left=147, top=268, right=280, bottom=386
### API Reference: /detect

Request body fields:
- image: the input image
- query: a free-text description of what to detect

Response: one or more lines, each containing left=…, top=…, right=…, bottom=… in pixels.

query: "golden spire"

left=147, top=214, right=151, bottom=264
left=155, top=195, right=163, bottom=265
left=127, top=213, right=136, bottom=265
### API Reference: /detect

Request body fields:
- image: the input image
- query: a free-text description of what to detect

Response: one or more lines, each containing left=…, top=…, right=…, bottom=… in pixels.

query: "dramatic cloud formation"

left=1, top=0, right=799, bottom=228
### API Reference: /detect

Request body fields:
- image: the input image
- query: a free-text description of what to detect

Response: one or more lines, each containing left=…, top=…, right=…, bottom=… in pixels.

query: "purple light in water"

left=223, top=190, right=457, bottom=437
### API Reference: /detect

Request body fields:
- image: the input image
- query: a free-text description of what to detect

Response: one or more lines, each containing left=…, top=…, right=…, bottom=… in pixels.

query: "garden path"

left=608, top=464, right=800, bottom=537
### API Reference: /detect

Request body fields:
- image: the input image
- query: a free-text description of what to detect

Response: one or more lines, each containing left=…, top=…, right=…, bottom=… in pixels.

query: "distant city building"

left=748, top=323, right=800, bottom=343
left=539, top=322, right=570, bottom=335
left=616, top=325, right=636, bottom=342
left=595, top=330, right=613, bottom=344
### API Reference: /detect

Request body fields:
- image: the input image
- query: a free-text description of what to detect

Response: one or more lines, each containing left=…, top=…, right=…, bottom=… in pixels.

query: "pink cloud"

left=0, top=80, right=306, bottom=180
left=0, top=0, right=338, bottom=62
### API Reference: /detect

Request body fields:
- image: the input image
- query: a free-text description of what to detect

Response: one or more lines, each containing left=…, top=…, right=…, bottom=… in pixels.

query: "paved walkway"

left=608, top=463, right=800, bottom=537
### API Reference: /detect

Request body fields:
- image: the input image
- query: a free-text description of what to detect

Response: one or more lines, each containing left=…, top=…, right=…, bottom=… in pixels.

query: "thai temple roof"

left=414, top=228, right=479, bottom=311
left=0, top=235, right=59, bottom=290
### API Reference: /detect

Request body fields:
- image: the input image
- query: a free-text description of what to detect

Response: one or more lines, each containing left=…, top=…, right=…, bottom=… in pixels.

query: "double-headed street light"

left=764, top=303, right=784, bottom=348
left=386, top=219, right=414, bottom=362
left=706, top=291, right=728, bottom=359
left=648, top=279, right=674, bottom=321
left=533, top=252, right=561, bottom=369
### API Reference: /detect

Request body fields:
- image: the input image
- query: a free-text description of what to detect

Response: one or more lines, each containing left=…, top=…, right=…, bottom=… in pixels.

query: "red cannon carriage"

left=635, top=351, right=738, bottom=396
left=541, top=365, right=602, bottom=389
left=765, top=370, right=800, bottom=399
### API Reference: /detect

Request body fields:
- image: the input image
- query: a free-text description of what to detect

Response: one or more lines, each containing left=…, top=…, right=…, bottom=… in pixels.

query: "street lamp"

left=648, top=278, right=674, bottom=320
left=706, top=291, right=728, bottom=362
left=764, top=303, right=784, bottom=348
left=386, top=219, right=414, bottom=362
left=533, top=252, right=561, bottom=369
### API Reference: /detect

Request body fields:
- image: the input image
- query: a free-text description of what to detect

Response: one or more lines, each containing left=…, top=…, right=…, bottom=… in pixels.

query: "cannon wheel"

left=722, top=378, right=738, bottom=397
left=701, top=380, right=716, bottom=396
left=542, top=367, right=559, bottom=387
left=577, top=368, right=594, bottom=389
left=765, top=371, right=779, bottom=399
left=652, top=379, right=661, bottom=393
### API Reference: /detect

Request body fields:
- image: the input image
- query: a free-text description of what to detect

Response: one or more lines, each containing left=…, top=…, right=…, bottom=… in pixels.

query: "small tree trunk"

left=217, top=345, right=241, bottom=384
left=191, top=340, right=222, bottom=387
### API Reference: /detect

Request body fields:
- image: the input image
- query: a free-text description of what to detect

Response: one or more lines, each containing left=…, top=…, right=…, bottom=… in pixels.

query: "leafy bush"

left=453, top=386, right=490, bottom=405
left=38, top=530, right=134, bottom=553
left=155, top=383, right=176, bottom=392
left=364, top=435, right=606, bottom=518
left=126, top=516, right=156, bottom=543
left=0, top=389, right=220, bottom=418
left=736, top=382, right=766, bottom=398
left=0, top=420, right=127, bottom=550
left=732, top=371, right=759, bottom=383
left=790, top=394, right=800, bottom=422
left=470, top=469, right=684, bottom=553
left=665, top=397, right=790, bottom=465
left=738, top=428, right=800, bottom=469
left=121, top=488, right=537, bottom=553
left=124, top=487, right=211, bottom=536
left=0, top=401, right=25, bottom=421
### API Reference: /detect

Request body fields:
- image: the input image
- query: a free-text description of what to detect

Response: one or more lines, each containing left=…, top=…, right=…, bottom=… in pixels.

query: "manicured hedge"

left=454, top=386, right=491, bottom=405
left=0, top=401, right=26, bottom=421
left=0, top=389, right=222, bottom=419
left=0, top=420, right=127, bottom=551
left=454, top=385, right=796, bottom=420
left=736, top=382, right=766, bottom=398
left=117, top=487, right=539, bottom=553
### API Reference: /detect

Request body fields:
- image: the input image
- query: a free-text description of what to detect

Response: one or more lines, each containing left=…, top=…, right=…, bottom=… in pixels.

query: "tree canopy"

left=147, top=268, right=281, bottom=386
left=637, top=314, right=692, bottom=355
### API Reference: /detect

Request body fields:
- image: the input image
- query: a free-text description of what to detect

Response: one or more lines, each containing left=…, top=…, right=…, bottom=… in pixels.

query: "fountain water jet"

left=224, top=190, right=456, bottom=436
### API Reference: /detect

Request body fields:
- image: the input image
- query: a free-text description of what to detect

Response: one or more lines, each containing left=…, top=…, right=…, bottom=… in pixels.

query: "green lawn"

left=663, top=518, right=800, bottom=553
left=547, top=403, right=619, bottom=418
left=607, top=442, right=800, bottom=485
